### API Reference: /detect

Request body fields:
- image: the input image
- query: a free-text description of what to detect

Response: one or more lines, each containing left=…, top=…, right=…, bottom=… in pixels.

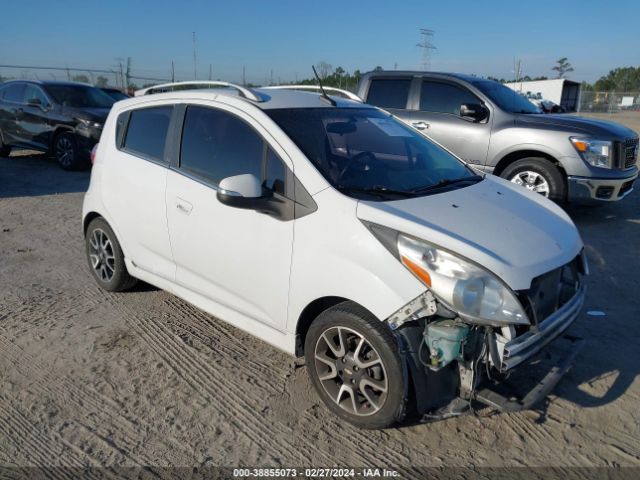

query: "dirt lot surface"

left=1, top=115, right=639, bottom=478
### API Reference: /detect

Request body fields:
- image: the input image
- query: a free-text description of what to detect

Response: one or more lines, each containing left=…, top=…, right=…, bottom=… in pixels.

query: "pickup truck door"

left=401, top=79, right=492, bottom=168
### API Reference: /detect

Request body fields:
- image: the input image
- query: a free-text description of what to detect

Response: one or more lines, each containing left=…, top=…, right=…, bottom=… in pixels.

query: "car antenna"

left=312, top=65, right=337, bottom=106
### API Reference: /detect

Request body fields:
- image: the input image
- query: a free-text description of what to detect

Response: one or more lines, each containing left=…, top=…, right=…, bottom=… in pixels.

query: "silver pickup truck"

left=357, top=71, right=639, bottom=204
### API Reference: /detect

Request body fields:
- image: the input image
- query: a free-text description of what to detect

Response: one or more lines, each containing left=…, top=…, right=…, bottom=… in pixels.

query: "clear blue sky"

left=2, top=0, right=638, bottom=85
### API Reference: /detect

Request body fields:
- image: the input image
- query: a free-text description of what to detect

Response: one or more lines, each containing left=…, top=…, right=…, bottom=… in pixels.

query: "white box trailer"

left=505, top=78, right=581, bottom=112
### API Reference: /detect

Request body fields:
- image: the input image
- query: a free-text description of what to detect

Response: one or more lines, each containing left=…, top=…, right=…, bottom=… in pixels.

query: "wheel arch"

left=493, top=149, right=565, bottom=177
left=294, top=296, right=375, bottom=357
left=83, top=211, right=103, bottom=235
left=49, top=126, right=75, bottom=152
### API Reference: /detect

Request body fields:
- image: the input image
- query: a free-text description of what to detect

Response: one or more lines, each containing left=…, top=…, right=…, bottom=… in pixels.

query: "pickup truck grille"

left=624, top=138, right=639, bottom=169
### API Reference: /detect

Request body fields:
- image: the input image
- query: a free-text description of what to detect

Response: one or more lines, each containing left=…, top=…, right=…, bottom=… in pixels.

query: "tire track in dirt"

left=160, top=307, right=287, bottom=395
left=0, top=395, right=108, bottom=480
left=0, top=334, right=187, bottom=473
left=157, top=297, right=416, bottom=468
left=114, top=294, right=416, bottom=470
left=163, top=296, right=291, bottom=377
left=128, top=310, right=316, bottom=464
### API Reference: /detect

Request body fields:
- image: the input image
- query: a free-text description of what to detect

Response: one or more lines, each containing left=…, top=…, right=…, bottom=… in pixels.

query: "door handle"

left=412, top=121, right=429, bottom=130
left=175, top=197, right=193, bottom=215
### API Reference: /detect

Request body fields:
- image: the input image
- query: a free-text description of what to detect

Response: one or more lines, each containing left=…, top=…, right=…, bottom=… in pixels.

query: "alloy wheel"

left=314, top=326, right=388, bottom=416
left=56, top=136, right=74, bottom=167
left=510, top=170, right=550, bottom=197
left=88, top=228, right=115, bottom=282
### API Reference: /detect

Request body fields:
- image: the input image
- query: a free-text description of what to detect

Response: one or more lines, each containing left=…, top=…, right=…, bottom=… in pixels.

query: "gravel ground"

left=0, top=145, right=639, bottom=479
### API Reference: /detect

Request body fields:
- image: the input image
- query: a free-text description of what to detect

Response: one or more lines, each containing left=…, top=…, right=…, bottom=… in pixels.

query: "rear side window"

left=420, top=81, right=479, bottom=115
left=180, top=106, right=263, bottom=185
left=122, top=106, right=173, bottom=163
left=366, top=79, right=411, bottom=109
left=2, top=84, right=25, bottom=103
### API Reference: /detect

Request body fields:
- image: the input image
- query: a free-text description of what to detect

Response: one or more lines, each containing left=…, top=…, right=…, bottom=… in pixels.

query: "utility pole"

left=171, top=60, right=175, bottom=82
left=242, top=66, right=246, bottom=86
left=417, top=28, right=436, bottom=71
left=119, top=62, right=124, bottom=90
left=125, top=57, right=131, bottom=89
left=192, top=32, right=197, bottom=80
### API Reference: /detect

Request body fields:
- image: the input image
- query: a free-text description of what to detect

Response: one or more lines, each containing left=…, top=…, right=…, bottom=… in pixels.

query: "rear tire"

left=304, top=301, right=407, bottom=429
left=54, top=132, right=85, bottom=170
left=501, top=157, right=566, bottom=203
left=85, top=217, right=137, bottom=292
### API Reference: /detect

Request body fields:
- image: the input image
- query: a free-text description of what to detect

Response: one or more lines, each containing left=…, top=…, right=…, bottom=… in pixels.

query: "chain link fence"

left=579, top=91, right=640, bottom=113
left=0, top=64, right=171, bottom=91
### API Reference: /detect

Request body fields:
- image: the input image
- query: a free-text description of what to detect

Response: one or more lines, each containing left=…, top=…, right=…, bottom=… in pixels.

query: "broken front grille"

left=518, top=255, right=582, bottom=326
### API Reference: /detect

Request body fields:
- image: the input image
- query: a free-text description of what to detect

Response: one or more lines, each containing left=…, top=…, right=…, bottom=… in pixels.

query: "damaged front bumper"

left=497, top=284, right=586, bottom=372
left=394, top=283, right=587, bottom=419
left=474, top=334, right=584, bottom=413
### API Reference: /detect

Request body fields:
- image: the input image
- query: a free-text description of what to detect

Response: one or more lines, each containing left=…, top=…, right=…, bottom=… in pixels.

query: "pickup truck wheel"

left=305, top=301, right=406, bottom=429
left=501, top=157, right=565, bottom=202
left=85, top=217, right=137, bottom=292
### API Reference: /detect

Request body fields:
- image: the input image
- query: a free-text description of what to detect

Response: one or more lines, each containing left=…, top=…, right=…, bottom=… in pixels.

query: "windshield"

left=267, top=107, right=479, bottom=200
left=44, top=85, right=115, bottom=108
left=103, top=89, right=129, bottom=101
left=473, top=80, right=541, bottom=114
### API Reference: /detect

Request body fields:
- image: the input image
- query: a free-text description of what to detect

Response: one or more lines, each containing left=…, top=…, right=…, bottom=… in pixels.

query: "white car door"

left=101, top=105, right=175, bottom=281
left=165, top=103, right=294, bottom=330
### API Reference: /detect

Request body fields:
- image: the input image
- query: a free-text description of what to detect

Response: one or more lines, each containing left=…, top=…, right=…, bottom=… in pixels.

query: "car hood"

left=515, top=113, right=637, bottom=139
left=356, top=176, right=583, bottom=291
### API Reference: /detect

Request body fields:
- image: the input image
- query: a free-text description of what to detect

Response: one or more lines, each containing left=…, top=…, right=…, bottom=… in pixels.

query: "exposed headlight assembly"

left=365, top=222, right=529, bottom=326
left=570, top=137, right=612, bottom=168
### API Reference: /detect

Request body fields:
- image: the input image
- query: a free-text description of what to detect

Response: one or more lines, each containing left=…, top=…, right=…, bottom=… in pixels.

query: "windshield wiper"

left=410, top=175, right=484, bottom=194
left=336, top=185, right=416, bottom=198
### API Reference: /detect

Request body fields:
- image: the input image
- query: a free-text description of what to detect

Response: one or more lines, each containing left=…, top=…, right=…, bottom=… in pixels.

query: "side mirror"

left=460, top=103, right=488, bottom=122
left=217, top=173, right=276, bottom=213
left=218, top=173, right=262, bottom=199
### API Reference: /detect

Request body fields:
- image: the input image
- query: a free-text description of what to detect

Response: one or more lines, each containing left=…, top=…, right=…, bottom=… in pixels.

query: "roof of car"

left=123, top=86, right=370, bottom=111
left=0, top=79, right=96, bottom=87
left=361, top=70, right=487, bottom=84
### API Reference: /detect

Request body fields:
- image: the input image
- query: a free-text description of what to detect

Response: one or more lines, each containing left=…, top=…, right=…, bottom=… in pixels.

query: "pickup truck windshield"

left=267, top=107, right=479, bottom=200
left=44, top=85, right=115, bottom=108
left=473, top=80, right=541, bottom=114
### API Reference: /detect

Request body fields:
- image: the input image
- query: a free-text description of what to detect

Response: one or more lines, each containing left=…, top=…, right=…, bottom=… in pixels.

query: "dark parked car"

left=100, top=87, right=130, bottom=101
left=0, top=80, right=115, bottom=169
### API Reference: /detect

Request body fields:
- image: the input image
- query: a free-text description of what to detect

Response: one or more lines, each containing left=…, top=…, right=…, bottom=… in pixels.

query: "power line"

left=417, top=28, right=436, bottom=71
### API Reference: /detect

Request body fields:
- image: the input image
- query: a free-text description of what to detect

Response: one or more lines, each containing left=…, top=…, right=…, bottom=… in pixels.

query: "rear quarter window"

left=366, top=79, right=411, bottom=109
left=2, top=84, right=25, bottom=103
left=121, top=106, right=173, bottom=163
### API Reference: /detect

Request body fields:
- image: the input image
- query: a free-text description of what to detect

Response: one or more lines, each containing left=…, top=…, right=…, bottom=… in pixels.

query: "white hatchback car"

left=83, top=81, right=587, bottom=429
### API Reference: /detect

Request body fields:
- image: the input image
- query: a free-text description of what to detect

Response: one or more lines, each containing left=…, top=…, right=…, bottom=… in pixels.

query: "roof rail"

left=134, top=81, right=263, bottom=102
left=262, top=85, right=362, bottom=102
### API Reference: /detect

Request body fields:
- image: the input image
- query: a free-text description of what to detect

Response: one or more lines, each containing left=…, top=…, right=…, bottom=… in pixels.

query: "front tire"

left=501, top=157, right=566, bottom=203
left=85, top=217, right=137, bottom=292
left=54, top=132, right=85, bottom=170
left=305, top=302, right=406, bottom=429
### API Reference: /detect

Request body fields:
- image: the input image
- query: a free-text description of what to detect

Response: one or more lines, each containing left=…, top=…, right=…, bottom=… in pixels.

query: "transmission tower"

left=417, top=28, right=436, bottom=71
